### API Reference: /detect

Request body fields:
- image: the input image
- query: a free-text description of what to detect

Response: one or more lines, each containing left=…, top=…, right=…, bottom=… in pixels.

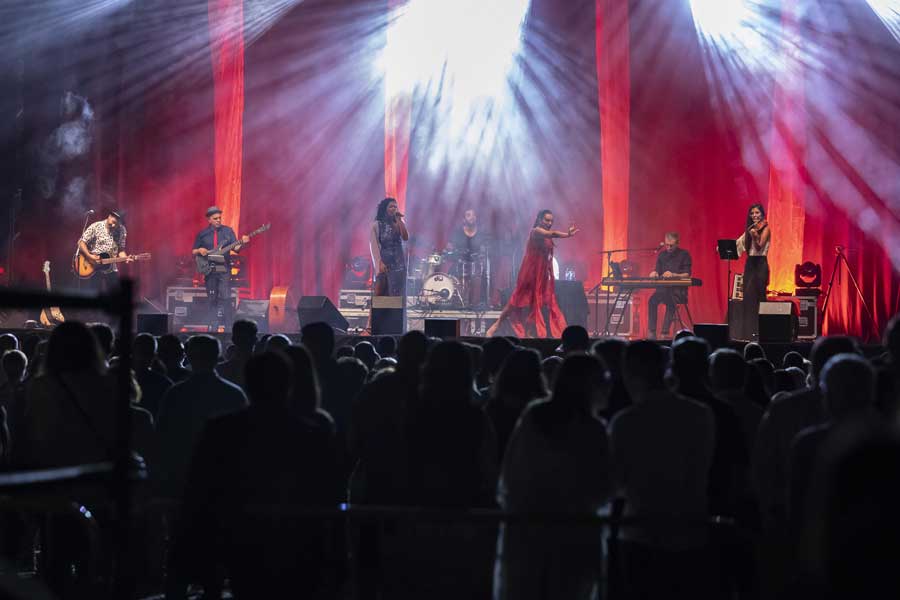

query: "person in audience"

left=486, top=348, right=548, bottom=460
left=805, top=426, right=900, bottom=599
left=283, top=345, right=335, bottom=434
left=157, top=334, right=191, bottom=383
left=376, top=336, right=397, bottom=359
left=745, top=357, right=775, bottom=408
left=673, top=328, right=694, bottom=342
left=875, top=314, right=900, bottom=418
left=335, top=345, right=354, bottom=359
left=773, top=368, right=803, bottom=397
left=671, top=337, right=749, bottom=518
left=354, top=341, right=380, bottom=372
left=557, top=325, right=590, bottom=354
left=216, top=319, right=258, bottom=391
left=264, top=333, right=291, bottom=351
left=476, top=337, right=516, bottom=391
left=373, top=356, right=398, bottom=372
left=301, top=322, right=341, bottom=413
left=743, top=342, right=766, bottom=361
left=0, top=334, right=18, bottom=388
left=0, top=350, right=27, bottom=457
left=253, top=333, right=271, bottom=355
left=540, top=355, right=563, bottom=388
left=753, top=335, right=860, bottom=532
left=609, top=340, right=715, bottom=599
left=156, top=335, right=247, bottom=499
left=89, top=322, right=115, bottom=361
left=591, top=338, right=632, bottom=421
left=788, top=353, right=877, bottom=528
left=782, top=350, right=806, bottom=371
left=133, top=333, right=173, bottom=418
left=494, top=353, right=612, bottom=600
left=174, top=351, right=342, bottom=599
left=709, top=348, right=763, bottom=458
left=397, top=341, right=498, bottom=599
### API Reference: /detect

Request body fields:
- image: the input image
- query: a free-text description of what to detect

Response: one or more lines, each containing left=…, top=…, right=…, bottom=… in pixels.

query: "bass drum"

left=420, top=273, right=459, bottom=306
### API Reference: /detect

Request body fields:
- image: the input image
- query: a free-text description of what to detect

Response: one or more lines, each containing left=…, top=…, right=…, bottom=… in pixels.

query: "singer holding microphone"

left=370, top=197, right=409, bottom=297
left=646, top=232, right=692, bottom=339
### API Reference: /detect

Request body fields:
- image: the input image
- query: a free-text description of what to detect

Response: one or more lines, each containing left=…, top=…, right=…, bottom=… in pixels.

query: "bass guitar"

left=39, top=261, right=65, bottom=326
left=195, top=223, right=270, bottom=276
left=74, top=252, right=152, bottom=279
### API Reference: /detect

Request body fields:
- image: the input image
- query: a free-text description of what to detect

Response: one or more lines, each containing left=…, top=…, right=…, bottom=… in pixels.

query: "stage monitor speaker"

left=236, top=299, right=270, bottom=334
left=555, top=280, right=589, bottom=328
left=694, top=323, right=730, bottom=349
left=372, top=296, right=404, bottom=335
left=425, top=318, right=460, bottom=339
left=759, top=301, right=797, bottom=343
left=297, top=296, right=349, bottom=332
left=137, top=313, right=170, bottom=336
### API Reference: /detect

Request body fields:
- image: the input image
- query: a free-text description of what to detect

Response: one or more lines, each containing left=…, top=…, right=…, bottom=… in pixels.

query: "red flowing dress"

left=503, top=230, right=567, bottom=338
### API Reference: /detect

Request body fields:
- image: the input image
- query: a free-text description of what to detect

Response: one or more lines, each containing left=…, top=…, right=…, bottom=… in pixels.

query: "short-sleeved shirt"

left=80, top=221, right=127, bottom=256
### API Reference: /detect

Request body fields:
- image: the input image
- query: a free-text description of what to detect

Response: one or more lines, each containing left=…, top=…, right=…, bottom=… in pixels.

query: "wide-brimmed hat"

left=205, top=206, right=223, bottom=217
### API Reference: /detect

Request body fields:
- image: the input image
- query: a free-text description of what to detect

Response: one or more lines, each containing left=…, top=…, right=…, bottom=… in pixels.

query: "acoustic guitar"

left=74, top=252, right=152, bottom=279
left=195, top=223, right=270, bottom=276
left=39, top=261, right=65, bottom=326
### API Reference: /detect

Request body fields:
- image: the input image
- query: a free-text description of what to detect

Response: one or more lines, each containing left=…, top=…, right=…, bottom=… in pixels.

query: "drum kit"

left=410, top=248, right=489, bottom=309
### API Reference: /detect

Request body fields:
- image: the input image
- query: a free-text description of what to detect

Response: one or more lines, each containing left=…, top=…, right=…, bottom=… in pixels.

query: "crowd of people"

left=0, top=315, right=898, bottom=599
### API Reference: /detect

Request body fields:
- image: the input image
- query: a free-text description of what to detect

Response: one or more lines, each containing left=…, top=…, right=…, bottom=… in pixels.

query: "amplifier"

left=793, top=295, right=819, bottom=340
left=339, top=289, right=371, bottom=310
left=166, top=286, right=238, bottom=329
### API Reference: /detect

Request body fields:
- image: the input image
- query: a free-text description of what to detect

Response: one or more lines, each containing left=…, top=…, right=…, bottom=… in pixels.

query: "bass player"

left=192, top=206, right=250, bottom=332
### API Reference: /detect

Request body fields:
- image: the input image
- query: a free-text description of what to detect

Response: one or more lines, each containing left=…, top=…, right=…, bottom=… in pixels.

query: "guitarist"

left=78, top=210, right=133, bottom=292
left=191, top=206, right=249, bottom=332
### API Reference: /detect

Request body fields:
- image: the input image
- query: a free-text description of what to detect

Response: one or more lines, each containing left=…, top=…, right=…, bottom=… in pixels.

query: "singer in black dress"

left=370, top=197, right=409, bottom=296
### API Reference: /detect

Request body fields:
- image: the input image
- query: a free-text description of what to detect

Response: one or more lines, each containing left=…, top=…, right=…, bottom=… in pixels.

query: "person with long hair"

left=370, top=197, right=409, bottom=296
left=736, top=203, right=771, bottom=340
left=486, top=210, right=578, bottom=338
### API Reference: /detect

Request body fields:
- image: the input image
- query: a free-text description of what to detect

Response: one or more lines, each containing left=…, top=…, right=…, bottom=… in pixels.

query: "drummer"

left=446, top=208, right=488, bottom=307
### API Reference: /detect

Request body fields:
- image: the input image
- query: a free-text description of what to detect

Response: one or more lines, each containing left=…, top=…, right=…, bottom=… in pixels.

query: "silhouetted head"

left=622, top=340, right=669, bottom=397
left=376, top=336, right=397, bottom=358
left=591, top=338, right=627, bottom=380
left=46, top=321, right=105, bottom=375
left=671, top=336, right=712, bottom=390
left=397, top=330, right=427, bottom=371
left=541, top=355, right=564, bottom=387
left=133, top=333, right=157, bottom=367
left=231, top=319, right=258, bottom=351
left=1, top=350, right=27, bottom=383
left=335, top=345, right=354, bottom=359
left=185, top=335, right=220, bottom=373
left=245, top=351, right=293, bottom=409
left=283, top=345, right=320, bottom=416
left=157, top=334, right=185, bottom=366
left=421, top=341, right=474, bottom=410
left=354, top=341, right=380, bottom=371
left=782, top=350, right=806, bottom=370
left=300, top=322, right=335, bottom=364
left=533, top=353, right=611, bottom=437
left=821, top=353, right=874, bottom=420
left=743, top=342, right=766, bottom=361
left=479, top=337, right=516, bottom=382
left=673, top=328, right=694, bottom=342
left=89, top=323, right=114, bottom=358
left=884, top=314, right=900, bottom=365
left=559, top=325, right=590, bottom=354
left=709, top=348, right=746, bottom=392
left=266, top=334, right=291, bottom=352
left=810, top=336, right=861, bottom=386
left=492, top=348, right=547, bottom=405
left=0, top=333, right=19, bottom=353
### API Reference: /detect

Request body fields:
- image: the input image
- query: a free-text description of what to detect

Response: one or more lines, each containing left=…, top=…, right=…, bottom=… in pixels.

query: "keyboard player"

left=647, top=232, right=692, bottom=339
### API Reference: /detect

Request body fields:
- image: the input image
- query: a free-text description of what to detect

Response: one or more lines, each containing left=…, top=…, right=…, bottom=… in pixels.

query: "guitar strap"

left=213, top=228, right=218, bottom=249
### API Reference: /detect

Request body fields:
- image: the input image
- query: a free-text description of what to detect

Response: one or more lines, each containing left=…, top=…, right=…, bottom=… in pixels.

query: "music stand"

left=717, top=240, right=739, bottom=338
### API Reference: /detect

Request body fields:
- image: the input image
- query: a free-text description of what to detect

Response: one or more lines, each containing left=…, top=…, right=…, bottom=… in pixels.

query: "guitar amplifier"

left=166, top=286, right=238, bottom=329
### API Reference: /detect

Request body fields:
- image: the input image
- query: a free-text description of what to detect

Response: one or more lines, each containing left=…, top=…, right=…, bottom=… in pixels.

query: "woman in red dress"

left=487, top=210, right=579, bottom=338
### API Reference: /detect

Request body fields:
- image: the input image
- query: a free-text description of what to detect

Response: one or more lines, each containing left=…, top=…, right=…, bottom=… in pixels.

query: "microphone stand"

left=821, top=246, right=877, bottom=340
left=74, top=211, right=94, bottom=291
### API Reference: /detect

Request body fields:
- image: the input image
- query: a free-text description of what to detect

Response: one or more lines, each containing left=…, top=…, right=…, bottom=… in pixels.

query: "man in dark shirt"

left=191, top=206, right=248, bottom=332
left=647, top=232, right=692, bottom=339
left=446, top=208, right=489, bottom=307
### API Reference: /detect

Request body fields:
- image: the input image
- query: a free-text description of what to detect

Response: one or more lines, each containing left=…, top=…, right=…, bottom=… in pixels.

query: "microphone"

left=654, top=242, right=665, bottom=253
left=85, top=209, right=95, bottom=214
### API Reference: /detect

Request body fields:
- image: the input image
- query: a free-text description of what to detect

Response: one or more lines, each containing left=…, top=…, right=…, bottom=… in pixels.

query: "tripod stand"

left=821, top=246, right=876, bottom=339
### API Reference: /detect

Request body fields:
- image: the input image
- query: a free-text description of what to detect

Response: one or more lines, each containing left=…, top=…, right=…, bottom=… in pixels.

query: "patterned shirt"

left=80, top=221, right=127, bottom=255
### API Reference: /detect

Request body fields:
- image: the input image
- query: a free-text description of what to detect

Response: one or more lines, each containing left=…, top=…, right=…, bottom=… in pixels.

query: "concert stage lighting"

left=795, top=261, right=822, bottom=289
